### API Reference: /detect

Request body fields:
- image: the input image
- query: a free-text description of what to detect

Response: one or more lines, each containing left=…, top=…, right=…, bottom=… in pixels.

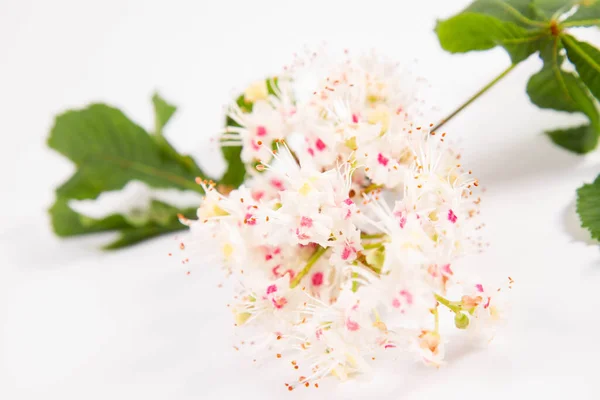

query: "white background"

left=2, top=0, right=600, bottom=398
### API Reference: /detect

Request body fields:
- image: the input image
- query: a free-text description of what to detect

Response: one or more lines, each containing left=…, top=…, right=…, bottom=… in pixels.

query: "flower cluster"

left=182, top=50, right=505, bottom=389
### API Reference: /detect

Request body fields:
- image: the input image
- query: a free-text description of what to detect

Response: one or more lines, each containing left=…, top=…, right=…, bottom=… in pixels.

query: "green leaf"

left=562, top=34, right=600, bottom=102
left=150, top=93, right=205, bottom=176
left=526, top=64, right=599, bottom=121
left=152, top=93, right=177, bottom=134
left=220, top=144, right=246, bottom=187
left=48, top=96, right=211, bottom=249
left=564, top=0, right=600, bottom=26
left=576, top=174, right=600, bottom=241
left=48, top=103, right=203, bottom=200
left=49, top=198, right=129, bottom=237
left=49, top=197, right=196, bottom=249
left=547, top=124, right=598, bottom=153
left=526, top=46, right=600, bottom=153
left=103, top=201, right=197, bottom=250
left=532, top=0, right=578, bottom=20
left=462, top=0, right=540, bottom=26
left=220, top=93, right=250, bottom=187
left=435, top=12, right=543, bottom=63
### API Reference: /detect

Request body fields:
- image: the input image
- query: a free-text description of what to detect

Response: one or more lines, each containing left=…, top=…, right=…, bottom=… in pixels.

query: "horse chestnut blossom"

left=182, top=50, right=506, bottom=389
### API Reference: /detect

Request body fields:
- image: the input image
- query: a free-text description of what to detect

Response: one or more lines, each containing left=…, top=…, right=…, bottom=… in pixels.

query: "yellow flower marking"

left=244, top=80, right=269, bottom=103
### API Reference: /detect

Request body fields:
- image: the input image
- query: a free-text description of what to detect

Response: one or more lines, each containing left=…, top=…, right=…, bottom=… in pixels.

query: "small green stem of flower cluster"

left=434, top=293, right=462, bottom=313
left=290, top=246, right=328, bottom=288
left=360, top=232, right=386, bottom=240
left=432, top=63, right=518, bottom=132
left=435, top=294, right=471, bottom=330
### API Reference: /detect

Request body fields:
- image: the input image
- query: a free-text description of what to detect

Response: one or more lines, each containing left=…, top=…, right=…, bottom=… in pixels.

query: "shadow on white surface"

left=469, top=133, right=586, bottom=186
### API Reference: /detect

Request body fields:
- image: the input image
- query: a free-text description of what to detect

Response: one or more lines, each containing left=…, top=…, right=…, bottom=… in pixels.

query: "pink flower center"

left=341, top=244, right=356, bottom=261
left=270, top=178, right=285, bottom=191
left=352, top=113, right=360, bottom=123
left=400, top=290, right=413, bottom=305
left=296, top=228, right=310, bottom=241
left=448, top=209, right=457, bottom=223
left=392, top=290, right=413, bottom=310
left=272, top=296, right=288, bottom=309
left=441, top=264, right=453, bottom=275
left=394, top=210, right=407, bottom=228
left=312, top=272, right=323, bottom=286
left=256, top=125, right=267, bottom=136
left=483, top=297, right=491, bottom=309
left=244, top=213, right=256, bottom=225
left=300, top=216, right=313, bottom=228
left=251, top=190, right=265, bottom=201
left=475, top=284, right=484, bottom=293
left=266, top=284, right=278, bottom=295
left=377, top=153, right=389, bottom=167
left=307, top=148, right=315, bottom=156
left=271, top=265, right=281, bottom=277
left=345, top=317, right=360, bottom=331
left=315, top=138, right=326, bottom=151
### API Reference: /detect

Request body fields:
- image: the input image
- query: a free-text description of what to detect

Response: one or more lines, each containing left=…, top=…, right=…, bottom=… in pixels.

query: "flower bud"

left=454, top=312, right=470, bottom=329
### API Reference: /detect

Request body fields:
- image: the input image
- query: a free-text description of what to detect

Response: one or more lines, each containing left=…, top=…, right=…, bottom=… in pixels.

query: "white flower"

left=413, top=330, right=445, bottom=367
left=181, top=49, right=496, bottom=388
left=462, top=282, right=508, bottom=343
left=223, top=100, right=289, bottom=164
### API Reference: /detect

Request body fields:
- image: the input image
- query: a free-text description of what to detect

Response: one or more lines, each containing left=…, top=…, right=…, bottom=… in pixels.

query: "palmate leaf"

left=152, top=93, right=177, bottom=134
left=562, top=35, right=600, bottom=101
left=50, top=198, right=130, bottom=237
left=526, top=37, right=600, bottom=153
left=526, top=62, right=599, bottom=120
left=546, top=124, right=598, bottom=153
left=435, top=12, right=542, bottom=63
left=103, top=201, right=198, bottom=250
left=463, top=0, right=541, bottom=25
left=436, top=1, right=600, bottom=154
left=48, top=94, right=208, bottom=248
left=577, top=174, right=600, bottom=241
left=532, top=0, right=579, bottom=20
left=564, top=0, right=600, bottom=26
left=50, top=198, right=197, bottom=249
left=48, top=103, right=204, bottom=199
left=150, top=93, right=204, bottom=176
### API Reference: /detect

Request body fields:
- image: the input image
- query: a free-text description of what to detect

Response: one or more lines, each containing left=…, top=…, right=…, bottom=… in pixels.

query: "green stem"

left=433, top=306, right=440, bottom=333
left=432, top=63, right=518, bottom=132
left=434, top=294, right=461, bottom=313
left=290, top=246, right=328, bottom=288
left=360, top=233, right=386, bottom=240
